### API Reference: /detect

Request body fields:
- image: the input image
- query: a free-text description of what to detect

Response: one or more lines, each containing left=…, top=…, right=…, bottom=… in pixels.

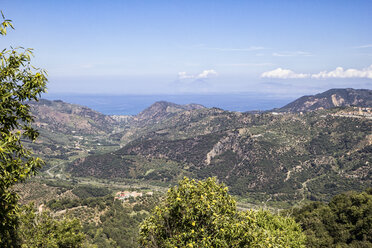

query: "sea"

left=43, top=93, right=295, bottom=116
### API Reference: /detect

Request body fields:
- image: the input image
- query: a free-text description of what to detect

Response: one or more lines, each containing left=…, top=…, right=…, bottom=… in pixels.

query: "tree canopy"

left=0, top=12, right=48, bottom=245
left=18, top=203, right=85, bottom=248
left=290, top=188, right=372, bottom=247
left=0, top=12, right=86, bottom=247
left=139, top=177, right=306, bottom=247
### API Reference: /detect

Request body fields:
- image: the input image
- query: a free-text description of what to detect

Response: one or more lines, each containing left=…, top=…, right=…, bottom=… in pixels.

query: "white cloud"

left=261, top=65, right=372, bottom=79
left=220, top=63, right=273, bottom=67
left=355, top=44, right=372, bottom=49
left=178, top=69, right=218, bottom=80
left=311, top=65, right=372, bottom=79
left=272, top=51, right=312, bottom=57
left=196, top=69, right=218, bottom=79
left=178, top=72, right=194, bottom=79
left=208, top=46, right=265, bottom=52
left=261, top=68, right=309, bottom=79
left=188, top=44, right=266, bottom=52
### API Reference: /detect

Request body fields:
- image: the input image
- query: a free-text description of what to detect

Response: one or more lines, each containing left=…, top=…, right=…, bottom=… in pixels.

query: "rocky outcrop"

left=279, top=88, right=372, bottom=112
left=205, top=131, right=241, bottom=165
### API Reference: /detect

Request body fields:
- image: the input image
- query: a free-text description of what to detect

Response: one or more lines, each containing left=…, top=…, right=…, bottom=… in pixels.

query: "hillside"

left=278, top=88, right=372, bottom=112
left=68, top=106, right=372, bottom=206
left=109, top=101, right=209, bottom=144
left=136, top=101, right=205, bottom=124
left=29, top=99, right=118, bottom=135
left=27, top=99, right=122, bottom=173
left=26, top=89, right=372, bottom=206
left=27, top=99, right=209, bottom=174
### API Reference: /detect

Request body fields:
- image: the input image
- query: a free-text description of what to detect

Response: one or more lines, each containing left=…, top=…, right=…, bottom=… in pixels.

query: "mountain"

left=278, top=88, right=372, bottom=112
left=30, top=99, right=117, bottom=135
left=68, top=106, right=372, bottom=205
left=134, top=101, right=205, bottom=126
left=27, top=99, right=207, bottom=169
left=108, top=101, right=207, bottom=144
left=27, top=89, right=371, bottom=206
left=27, top=99, right=121, bottom=164
left=18, top=89, right=372, bottom=246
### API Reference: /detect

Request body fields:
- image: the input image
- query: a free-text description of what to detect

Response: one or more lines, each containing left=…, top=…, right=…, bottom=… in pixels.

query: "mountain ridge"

left=27, top=88, right=372, bottom=205
left=30, top=99, right=117, bottom=135
left=134, top=101, right=205, bottom=125
left=278, top=88, right=372, bottom=112
left=68, top=106, right=372, bottom=204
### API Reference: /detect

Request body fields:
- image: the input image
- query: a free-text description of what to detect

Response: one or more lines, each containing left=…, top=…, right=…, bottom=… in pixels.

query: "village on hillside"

left=114, top=191, right=153, bottom=201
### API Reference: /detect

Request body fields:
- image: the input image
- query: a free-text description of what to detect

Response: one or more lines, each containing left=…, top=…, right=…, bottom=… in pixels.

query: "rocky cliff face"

left=279, top=88, right=372, bottom=112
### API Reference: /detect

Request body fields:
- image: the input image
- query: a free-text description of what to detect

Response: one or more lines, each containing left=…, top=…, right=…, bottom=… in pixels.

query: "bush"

left=290, top=188, right=372, bottom=247
left=18, top=203, right=85, bottom=247
left=139, top=177, right=306, bottom=247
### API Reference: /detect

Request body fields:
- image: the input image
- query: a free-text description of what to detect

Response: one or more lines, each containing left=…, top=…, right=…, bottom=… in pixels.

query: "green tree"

left=139, top=177, right=306, bottom=247
left=18, top=203, right=85, bottom=248
left=290, top=188, right=372, bottom=247
left=0, top=12, right=46, bottom=245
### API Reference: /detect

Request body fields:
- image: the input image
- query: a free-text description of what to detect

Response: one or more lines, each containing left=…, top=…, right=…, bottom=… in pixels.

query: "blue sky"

left=1, top=0, right=372, bottom=96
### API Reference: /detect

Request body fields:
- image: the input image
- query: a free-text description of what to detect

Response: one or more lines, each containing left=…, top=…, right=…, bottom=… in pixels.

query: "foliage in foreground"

left=0, top=12, right=47, bottom=245
left=139, top=177, right=306, bottom=247
left=84, top=200, right=148, bottom=248
left=290, top=188, right=372, bottom=247
left=18, top=204, right=85, bottom=247
left=0, top=12, right=87, bottom=247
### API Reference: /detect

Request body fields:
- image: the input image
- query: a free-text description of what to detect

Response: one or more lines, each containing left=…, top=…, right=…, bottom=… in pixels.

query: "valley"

left=11, top=88, right=371, bottom=247
left=3, top=2, right=372, bottom=246
left=21, top=88, right=371, bottom=209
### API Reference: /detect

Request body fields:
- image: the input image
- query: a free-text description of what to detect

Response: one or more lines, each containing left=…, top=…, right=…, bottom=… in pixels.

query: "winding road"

left=45, top=164, right=59, bottom=177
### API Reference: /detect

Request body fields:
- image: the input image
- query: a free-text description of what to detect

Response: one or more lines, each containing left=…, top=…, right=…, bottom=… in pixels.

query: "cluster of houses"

left=114, top=191, right=153, bottom=201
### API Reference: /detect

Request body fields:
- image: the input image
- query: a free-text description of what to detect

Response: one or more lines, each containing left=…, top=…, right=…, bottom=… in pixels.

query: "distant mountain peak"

left=279, top=88, right=372, bottom=112
left=135, top=101, right=205, bottom=123
left=143, top=101, right=205, bottom=110
left=29, top=99, right=117, bottom=135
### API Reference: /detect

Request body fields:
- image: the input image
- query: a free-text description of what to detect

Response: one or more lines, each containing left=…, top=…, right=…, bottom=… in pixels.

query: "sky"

left=1, top=0, right=372, bottom=97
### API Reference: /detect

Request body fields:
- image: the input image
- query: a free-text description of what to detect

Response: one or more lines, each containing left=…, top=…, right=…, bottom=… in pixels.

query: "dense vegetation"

left=15, top=177, right=372, bottom=248
left=18, top=180, right=159, bottom=247
left=84, top=199, right=153, bottom=248
left=0, top=13, right=86, bottom=247
left=0, top=13, right=47, bottom=245
left=18, top=204, right=85, bottom=248
left=289, top=188, right=372, bottom=247
left=17, top=86, right=372, bottom=247
left=22, top=87, right=371, bottom=208
left=69, top=107, right=371, bottom=206
left=139, top=177, right=306, bottom=247
left=2, top=6, right=371, bottom=248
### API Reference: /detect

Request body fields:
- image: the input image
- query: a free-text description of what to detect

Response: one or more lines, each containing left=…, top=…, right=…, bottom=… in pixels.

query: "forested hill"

left=28, top=89, right=372, bottom=206
left=68, top=107, right=372, bottom=205
left=278, top=88, right=372, bottom=112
